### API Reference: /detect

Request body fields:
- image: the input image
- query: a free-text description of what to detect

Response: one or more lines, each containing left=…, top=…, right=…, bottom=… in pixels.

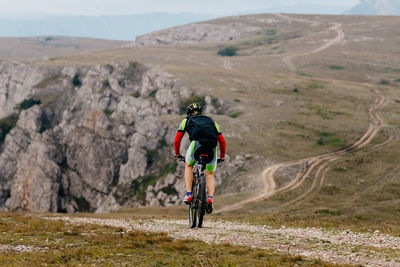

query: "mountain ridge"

left=345, top=0, right=400, bottom=15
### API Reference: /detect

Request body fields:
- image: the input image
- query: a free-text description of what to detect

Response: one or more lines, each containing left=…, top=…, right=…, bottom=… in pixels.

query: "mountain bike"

left=188, top=154, right=209, bottom=228
left=177, top=153, right=223, bottom=228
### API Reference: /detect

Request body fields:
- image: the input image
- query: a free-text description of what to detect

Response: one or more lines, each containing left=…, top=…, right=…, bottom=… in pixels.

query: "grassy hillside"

left=21, top=14, right=400, bottom=224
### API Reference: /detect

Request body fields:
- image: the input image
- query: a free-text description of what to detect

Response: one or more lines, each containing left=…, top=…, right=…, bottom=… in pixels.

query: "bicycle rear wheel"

left=197, top=174, right=207, bottom=228
left=189, top=177, right=198, bottom=228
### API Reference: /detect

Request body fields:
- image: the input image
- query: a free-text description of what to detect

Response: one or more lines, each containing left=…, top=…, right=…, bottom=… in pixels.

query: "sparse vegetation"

left=35, top=75, right=60, bottom=89
left=266, top=29, right=276, bottom=36
left=16, top=98, right=41, bottom=110
left=149, top=89, right=158, bottom=98
left=129, top=61, right=141, bottom=69
left=329, top=65, right=345, bottom=70
left=218, top=46, right=238, bottom=57
left=131, top=92, right=140, bottom=98
left=379, top=79, right=390, bottom=85
left=103, top=108, right=114, bottom=116
left=394, top=78, right=400, bottom=82
left=298, top=72, right=312, bottom=77
left=333, top=167, right=347, bottom=172
left=306, top=80, right=325, bottom=89
left=131, top=162, right=177, bottom=197
left=102, top=79, right=111, bottom=88
left=0, top=113, right=19, bottom=143
left=316, top=209, right=342, bottom=216
left=72, top=73, right=82, bottom=87
left=229, top=111, right=243, bottom=119
left=315, top=132, right=345, bottom=147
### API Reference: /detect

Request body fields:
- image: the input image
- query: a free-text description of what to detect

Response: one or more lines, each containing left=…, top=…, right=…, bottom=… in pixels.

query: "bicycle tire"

left=189, top=172, right=199, bottom=228
left=197, top=174, right=207, bottom=228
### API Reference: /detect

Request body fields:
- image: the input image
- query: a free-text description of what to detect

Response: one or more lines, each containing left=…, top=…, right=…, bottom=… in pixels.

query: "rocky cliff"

left=0, top=60, right=246, bottom=213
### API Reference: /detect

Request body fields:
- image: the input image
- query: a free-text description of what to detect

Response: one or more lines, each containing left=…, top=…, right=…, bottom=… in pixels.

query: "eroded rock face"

left=0, top=61, right=193, bottom=212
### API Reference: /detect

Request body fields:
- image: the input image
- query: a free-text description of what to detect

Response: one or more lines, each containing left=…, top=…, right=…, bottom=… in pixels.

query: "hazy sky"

left=0, top=0, right=359, bottom=16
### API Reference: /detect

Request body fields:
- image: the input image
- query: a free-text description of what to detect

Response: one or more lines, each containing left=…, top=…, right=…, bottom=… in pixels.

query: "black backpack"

left=185, top=115, right=218, bottom=147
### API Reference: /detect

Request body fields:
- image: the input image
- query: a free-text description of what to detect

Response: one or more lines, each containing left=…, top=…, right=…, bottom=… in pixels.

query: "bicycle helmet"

left=186, top=103, right=202, bottom=115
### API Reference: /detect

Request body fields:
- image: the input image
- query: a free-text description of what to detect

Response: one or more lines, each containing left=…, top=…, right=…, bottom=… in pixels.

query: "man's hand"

left=217, top=158, right=225, bottom=166
left=175, top=154, right=185, bottom=162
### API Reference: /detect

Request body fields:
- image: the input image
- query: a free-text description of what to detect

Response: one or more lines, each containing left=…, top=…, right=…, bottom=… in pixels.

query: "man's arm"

left=174, top=131, right=184, bottom=156
left=214, top=121, right=226, bottom=159
left=174, top=118, right=187, bottom=156
left=217, top=134, right=226, bottom=159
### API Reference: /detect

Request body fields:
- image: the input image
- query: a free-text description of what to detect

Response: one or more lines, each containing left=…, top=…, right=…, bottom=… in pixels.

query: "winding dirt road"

left=216, top=15, right=393, bottom=214
left=280, top=14, right=345, bottom=73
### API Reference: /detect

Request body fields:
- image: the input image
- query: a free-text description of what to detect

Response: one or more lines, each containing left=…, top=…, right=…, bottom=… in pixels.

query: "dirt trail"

left=216, top=15, right=393, bottom=214
left=279, top=14, right=345, bottom=73
left=48, top=216, right=400, bottom=267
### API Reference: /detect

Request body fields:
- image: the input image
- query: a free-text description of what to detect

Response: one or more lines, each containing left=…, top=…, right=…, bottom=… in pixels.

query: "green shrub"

left=229, top=111, right=243, bottom=119
left=329, top=65, right=345, bottom=70
left=394, top=78, right=400, bottom=82
left=129, top=61, right=141, bottom=69
left=131, top=92, right=140, bottom=98
left=306, top=80, right=325, bottom=89
left=316, top=209, right=342, bottom=216
left=266, top=29, right=276, bottom=36
left=103, top=109, right=114, bottom=116
left=179, top=95, right=206, bottom=114
left=218, top=46, right=238, bottom=57
left=380, top=79, right=390, bottom=85
left=17, top=98, right=41, bottom=110
left=293, top=87, right=299, bottom=93
left=317, top=137, right=325, bottom=145
left=354, top=215, right=368, bottom=220
left=298, top=72, right=312, bottom=77
left=102, top=79, right=111, bottom=88
left=72, top=74, right=82, bottom=87
left=149, top=89, right=158, bottom=98
left=0, top=113, right=19, bottom=143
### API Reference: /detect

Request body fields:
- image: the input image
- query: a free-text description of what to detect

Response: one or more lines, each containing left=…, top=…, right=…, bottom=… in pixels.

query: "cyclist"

left=174, top=103, right=226, bottom=213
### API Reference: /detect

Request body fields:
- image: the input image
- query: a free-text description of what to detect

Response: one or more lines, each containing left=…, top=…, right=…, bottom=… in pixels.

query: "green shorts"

left=185, top=140, right=217, bottom=172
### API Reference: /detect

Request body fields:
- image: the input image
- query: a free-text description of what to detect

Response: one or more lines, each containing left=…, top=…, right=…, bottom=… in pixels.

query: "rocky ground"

left=47, top=216, right=400, bottom=267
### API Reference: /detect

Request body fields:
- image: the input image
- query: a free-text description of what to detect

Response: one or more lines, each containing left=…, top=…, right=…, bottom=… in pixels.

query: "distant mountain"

left=0, top=13, right=218, bottom=41
left=251, top=3, right=349, bottom=15
left=345, top=0, right=400, bottom=15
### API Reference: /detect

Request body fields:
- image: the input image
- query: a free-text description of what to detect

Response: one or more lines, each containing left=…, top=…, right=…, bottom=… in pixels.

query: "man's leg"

left=205, top=171, right=215, bottom=197
left=185, top=163, right=194, bottom=193
left=205, top=171, right=215, bottom=213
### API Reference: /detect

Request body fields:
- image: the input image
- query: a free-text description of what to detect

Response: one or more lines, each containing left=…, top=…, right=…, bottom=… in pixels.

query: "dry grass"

left=0, top=212, right=344, bottom=266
